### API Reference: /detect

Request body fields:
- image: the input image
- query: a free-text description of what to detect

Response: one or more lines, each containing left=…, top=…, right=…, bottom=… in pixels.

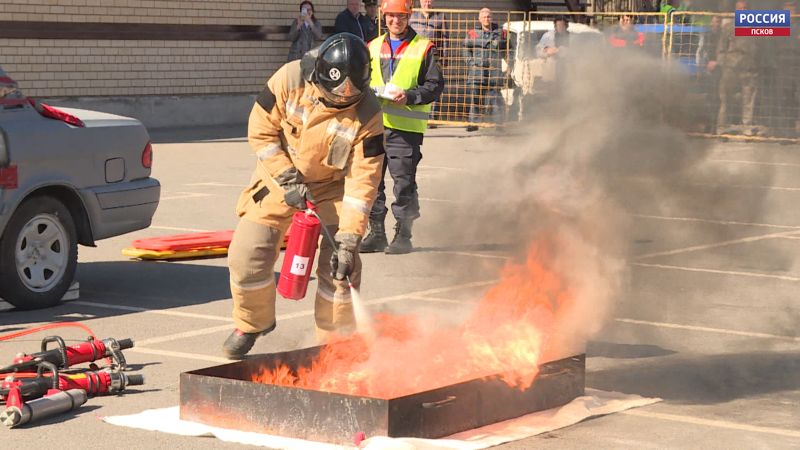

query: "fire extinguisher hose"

left=306, top=208, right=353, bottom=287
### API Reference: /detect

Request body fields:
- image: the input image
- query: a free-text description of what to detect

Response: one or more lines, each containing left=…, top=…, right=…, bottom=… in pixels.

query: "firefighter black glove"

left=330, top=233, right=360, bottom=281
left=275, top=167, right=314, bottom=210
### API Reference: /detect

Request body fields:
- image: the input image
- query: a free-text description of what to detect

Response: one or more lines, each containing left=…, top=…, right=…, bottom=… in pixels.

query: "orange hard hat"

left=381, top=0, right=412, bottom=14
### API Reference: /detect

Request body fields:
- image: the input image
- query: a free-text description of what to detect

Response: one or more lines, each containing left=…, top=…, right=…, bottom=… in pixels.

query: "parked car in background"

left=0, top=68, right=160, bottom=309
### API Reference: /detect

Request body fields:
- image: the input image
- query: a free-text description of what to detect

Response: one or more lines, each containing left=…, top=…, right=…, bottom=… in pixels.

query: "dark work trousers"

left=468, top=82, right=503, bottom=124
left=369, top=128, right=423, bottom=222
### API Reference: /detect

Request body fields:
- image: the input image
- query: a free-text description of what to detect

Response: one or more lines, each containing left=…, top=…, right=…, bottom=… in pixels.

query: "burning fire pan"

left=180, top=345, right=585, bottom=445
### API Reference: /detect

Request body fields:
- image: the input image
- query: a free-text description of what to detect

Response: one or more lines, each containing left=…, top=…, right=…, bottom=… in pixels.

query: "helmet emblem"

left=329, top=68, right=341, bottom=81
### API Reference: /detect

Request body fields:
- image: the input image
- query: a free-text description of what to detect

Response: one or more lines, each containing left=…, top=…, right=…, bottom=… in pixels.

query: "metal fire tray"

left=180, top=346, right=585, bottom=445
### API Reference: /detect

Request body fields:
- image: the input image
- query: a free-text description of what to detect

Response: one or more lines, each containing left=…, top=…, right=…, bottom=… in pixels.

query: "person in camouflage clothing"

left=716, top=1, right=760, bottom=135
left=776, top=0, right=800, bottom=137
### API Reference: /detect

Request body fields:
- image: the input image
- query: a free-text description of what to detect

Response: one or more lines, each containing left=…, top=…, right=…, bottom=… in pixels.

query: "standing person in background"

left=335, top=0, right=373, bottom=41
left=777, top=0, right=800, bottom=137
left=536, top=15, right=571, bottom=81
left=696, top=15, right=722, bottom=132
left=464, top=7, right=509, bottom=132
left=410, top=0, right=448, bottom=126
left=409, top=0, right=448, bottom=62
left=716, top=0, right=759, bottom=136
left=364, top=1, right=379, bottom=42
left=287, top=1, right=323, bottom=62
left=607, top=13, right=645, bottom=48
left=359, top=0, right=444, bottom=254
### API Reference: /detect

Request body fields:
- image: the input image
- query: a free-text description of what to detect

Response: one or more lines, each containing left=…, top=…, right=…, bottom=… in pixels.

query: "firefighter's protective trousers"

left=228, top=178, right=362, bottom=335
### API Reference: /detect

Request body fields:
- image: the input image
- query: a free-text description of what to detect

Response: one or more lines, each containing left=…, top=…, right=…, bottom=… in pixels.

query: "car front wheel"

left=0, top=195, right=78, bottom=310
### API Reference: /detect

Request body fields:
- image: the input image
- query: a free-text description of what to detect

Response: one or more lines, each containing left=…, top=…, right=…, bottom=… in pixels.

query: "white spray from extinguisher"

left=314, top=212, right=376, bottom=339
left=344, top=276, right=376, bottom=339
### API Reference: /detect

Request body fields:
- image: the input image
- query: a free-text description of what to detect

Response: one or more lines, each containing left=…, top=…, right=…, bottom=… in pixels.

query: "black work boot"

left=360, top=218, right=388, bottom=253
left=385, top=220, right=413, bottom=254
left=222, top=322, right=276, bottom=359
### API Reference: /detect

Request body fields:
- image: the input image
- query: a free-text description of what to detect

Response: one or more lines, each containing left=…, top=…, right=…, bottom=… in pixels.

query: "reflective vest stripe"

left=380, top=104, right=431, bottom=120
left=369, top=34, right=432, bottom=134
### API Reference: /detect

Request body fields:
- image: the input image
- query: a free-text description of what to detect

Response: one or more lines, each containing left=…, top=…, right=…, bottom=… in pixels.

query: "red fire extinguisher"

left=278, top=201, right=321, bottom=300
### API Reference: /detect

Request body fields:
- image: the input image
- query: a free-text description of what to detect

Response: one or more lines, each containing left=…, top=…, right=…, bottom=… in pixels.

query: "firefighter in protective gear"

left=359, top=0, right=444, bottom=255
left=224, top=33, right=385, bottom=359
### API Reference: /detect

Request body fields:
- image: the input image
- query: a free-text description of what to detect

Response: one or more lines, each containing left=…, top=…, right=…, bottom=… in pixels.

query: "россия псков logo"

left=735, top=9, right=791, bottom=36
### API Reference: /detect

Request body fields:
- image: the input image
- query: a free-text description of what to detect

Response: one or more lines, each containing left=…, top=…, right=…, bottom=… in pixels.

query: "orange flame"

left=252, top=240, right=572, bottom=398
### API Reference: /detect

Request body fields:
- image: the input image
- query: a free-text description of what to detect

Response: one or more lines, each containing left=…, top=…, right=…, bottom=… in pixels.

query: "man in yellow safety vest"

left=360, top=0, right=444, bottom=254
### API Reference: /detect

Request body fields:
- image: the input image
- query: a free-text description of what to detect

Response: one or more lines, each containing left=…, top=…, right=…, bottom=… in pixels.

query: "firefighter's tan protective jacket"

left=238, top=59, right=385, bottom=235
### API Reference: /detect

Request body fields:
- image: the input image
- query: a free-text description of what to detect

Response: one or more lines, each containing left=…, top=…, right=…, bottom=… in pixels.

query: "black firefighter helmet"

left=314, top=33, right=371, bottom=107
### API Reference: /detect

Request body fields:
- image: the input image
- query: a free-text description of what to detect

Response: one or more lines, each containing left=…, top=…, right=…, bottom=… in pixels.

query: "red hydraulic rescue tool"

left=0, top=325, right=142, bottom=428
left=1, top=386, right=87, bottom=428
left=7, top=336, right=132, bottom=372
left=1, top=368, right=144, bottom=401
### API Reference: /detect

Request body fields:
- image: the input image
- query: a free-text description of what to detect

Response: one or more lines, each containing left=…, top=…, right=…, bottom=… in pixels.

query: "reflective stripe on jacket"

left=369, top=33, right=433, bottom=134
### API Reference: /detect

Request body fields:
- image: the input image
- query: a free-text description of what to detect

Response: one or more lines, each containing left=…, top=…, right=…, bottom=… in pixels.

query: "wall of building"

left=0, top=0, right=519, bottom=128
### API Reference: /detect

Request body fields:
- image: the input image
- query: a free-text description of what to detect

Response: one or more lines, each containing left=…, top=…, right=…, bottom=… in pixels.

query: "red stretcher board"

left=130, top=230, right=235, bottom=252
left=126, top=228, right=291, bottom=257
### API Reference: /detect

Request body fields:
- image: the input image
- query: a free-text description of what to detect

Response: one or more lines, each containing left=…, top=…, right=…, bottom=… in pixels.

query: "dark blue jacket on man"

left=334, top=9, right=375, bottom=42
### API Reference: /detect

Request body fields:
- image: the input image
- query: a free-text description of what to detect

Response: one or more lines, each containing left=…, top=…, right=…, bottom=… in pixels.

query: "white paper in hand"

left=376, top=83, right=403, bottom=100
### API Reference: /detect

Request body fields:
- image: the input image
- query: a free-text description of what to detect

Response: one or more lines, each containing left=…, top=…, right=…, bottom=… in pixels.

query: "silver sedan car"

left=0, top=68, right=160, bottom=309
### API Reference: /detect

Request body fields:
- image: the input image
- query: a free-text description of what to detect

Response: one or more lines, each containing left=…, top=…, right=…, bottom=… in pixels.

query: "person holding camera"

left=287, top=1, right=323, bottom=62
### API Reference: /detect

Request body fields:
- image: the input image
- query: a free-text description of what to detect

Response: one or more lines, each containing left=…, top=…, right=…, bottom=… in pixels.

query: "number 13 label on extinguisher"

left=290, top=255, right=310, bottom=275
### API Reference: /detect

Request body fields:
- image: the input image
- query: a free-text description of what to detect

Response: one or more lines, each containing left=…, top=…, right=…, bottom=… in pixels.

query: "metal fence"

left=385, top=8, right=799, bottom=142
left=396, top=9, right=526, bottom=126
left=669, top=12, right=800, bottom=140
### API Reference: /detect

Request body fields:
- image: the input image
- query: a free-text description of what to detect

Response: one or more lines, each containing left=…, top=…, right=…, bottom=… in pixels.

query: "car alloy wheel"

left=15, top=212, right=70, bottom=292
left=0, top=195, right=78, bottom=309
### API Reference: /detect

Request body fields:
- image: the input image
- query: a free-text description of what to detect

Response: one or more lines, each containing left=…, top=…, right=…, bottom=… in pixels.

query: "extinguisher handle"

left=305, top=200, right=317, bottom=211
left=307, top=208, right=354, bottom=288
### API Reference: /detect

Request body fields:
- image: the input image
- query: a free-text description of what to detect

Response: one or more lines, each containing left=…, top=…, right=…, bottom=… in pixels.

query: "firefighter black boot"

left=222, top=322, right=276, bottom=359
left=360, top=218, right=388, bottom=253
left=385, top=220, right=413, bottom=254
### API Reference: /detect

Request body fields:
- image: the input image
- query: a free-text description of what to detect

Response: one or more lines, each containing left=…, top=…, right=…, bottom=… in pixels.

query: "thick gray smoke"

left=421, top=42, right=780, bottom=358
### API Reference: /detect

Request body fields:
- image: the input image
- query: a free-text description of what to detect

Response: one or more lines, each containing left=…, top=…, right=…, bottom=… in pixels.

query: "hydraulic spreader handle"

left=116, top=338, right=135, bottom=350
left=125, top=374, right=145, bottom=386
left=11, top=336, right=135, bottom=370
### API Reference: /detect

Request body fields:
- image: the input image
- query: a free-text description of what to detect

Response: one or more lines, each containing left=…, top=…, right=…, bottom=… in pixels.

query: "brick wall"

left=0, top=0, right=518, bottom=127
left=0, top=0, right=519, bottom=99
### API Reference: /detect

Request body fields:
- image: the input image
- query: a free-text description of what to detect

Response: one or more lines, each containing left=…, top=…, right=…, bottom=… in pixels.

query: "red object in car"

left=0, top=165, right=17, bottom=189
left=277, top=204, right=321, bottom=300
left=28, top=99, right=85, bottom=127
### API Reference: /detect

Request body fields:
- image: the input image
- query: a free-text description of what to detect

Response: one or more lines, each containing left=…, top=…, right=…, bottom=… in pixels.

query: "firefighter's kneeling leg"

left=228, top=218, right=284, bottom=333
left=315, top=225, right=362, bottom=338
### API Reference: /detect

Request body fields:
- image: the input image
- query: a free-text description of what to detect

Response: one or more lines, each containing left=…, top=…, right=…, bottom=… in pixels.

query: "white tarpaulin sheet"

left=103, top=388, right=660, bottom=450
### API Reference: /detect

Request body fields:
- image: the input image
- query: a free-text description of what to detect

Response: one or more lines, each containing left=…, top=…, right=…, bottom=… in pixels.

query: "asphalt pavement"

left=0, top=125, right=798, bottom=449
